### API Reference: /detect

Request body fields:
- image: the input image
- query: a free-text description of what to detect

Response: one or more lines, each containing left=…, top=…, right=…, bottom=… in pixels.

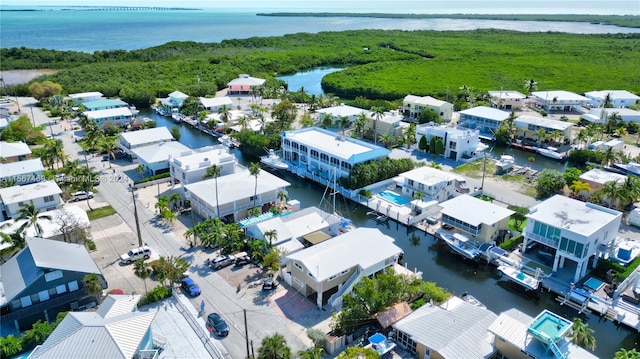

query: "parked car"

left=180, top=277, right=201, bottom=297
left=206, top=313, right=229, bottom=337
left=234, top=252, right=251, bottom=266
left=262, top=276, right=279, bottom=291
left=209, top=254, right=235, bottom=270
left=441, top=223, right=454, bottom=230
left=71, top=191, right=94, bottom=201
left=119, top=245, right=151, bottom=264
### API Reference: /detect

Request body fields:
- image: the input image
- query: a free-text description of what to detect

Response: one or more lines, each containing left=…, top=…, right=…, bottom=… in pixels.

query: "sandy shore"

left=1, top=69, right=58, bottom=85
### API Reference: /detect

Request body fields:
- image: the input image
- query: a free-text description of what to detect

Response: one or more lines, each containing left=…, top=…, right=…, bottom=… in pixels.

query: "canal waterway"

left=276, top=67, right=344, bottom=96
left=145, top=109, right=638, bottom=357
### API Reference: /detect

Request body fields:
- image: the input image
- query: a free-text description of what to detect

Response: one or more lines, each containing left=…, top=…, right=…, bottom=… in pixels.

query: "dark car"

left=262, top=276, right=279, bottom=291
left=180, top=277, right=201, bottom=297
left=441, top=223, right=454, bottom=230
left=206, top=313, right=229, bottom=337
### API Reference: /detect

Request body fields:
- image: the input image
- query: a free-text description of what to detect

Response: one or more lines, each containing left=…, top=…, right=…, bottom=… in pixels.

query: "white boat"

left=438, top=231, right=481, bottom=260
left=171, top=113, right=182, bottom=122
left=461, top=292, right=486, bottom=309
left=495, top=155, right=515, bottom=173
left=218, top=135, right=238, bottom=148
left=498, top=265, right=540, bottom=291
left=613, top=162, right=640, bottom=177
left=260, top=149, right=288, bottom=170
left=537, top=147, right=565, bottom=160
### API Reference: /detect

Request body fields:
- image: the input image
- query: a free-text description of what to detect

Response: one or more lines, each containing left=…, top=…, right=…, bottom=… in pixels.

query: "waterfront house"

left=169, top=145, right=238, bottom=186
left=68, top=91, right=103, bottom=104
left=0, top=158, right=44, bottom=185
left=117, top=127, right=174, bottom=156
left=368, top=111, right=409, bottom=138
left=397, top=166, right=458, bottom=203
left=581, top=108, right=640, bottom=125
left=488, top=90, right=527, bottom=110
left=81, top=98, right=129, bottom=111
left=282, top=227, right=403, bottom=309
left=514, top=115, right=574, bottom=144
left=227, top=74, right=266, bottom=95
left=199, top=96, right=234, bottom=112
left=584, top=90, right=640, bottom=108
left=403, top=95, right=454, bottom=122
left=83, top=107, right=134, bottom=127
left=488, top=308, right=597, bottom=359
left=280, top=126, right=390, bottom=189
left=459, top=106, right=510, bottom=138
left=245, top=206, right=344, bottom=255
left=416, top=124, right=482, bottom=161
left=530, top=91, right=590, bottom=111
left=523, top=195, right=622, bottom=283
left=159, top=90, right=189, bottom=113
left=393, top=296, right=497, bottom=359
left=0, top=181, right=63, bottom=221
left=316, top=104, right=370, bottom=124
left=29, top=294, right=163, bottom=359
left=439, top=194, right=514, bottom=244
left=0, top=141, right=31, bottom=162
left=131, top=141, right=191, bottom=176
left=0, top=237, right=106, bottom=331
left=185, top=169, right=290, bottom=222
left=579, top=168, right=626, bottom=194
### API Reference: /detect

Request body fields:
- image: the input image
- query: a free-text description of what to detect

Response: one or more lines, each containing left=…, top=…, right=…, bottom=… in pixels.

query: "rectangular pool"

left=378, top=191, right=410, bottom=206
left=583, top=277, right=605, bottom=292
left=527, top=310, right=573, bottom=343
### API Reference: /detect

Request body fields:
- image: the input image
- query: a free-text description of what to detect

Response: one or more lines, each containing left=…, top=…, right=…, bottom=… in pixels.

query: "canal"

left=142, top=108, right=637, bottom=356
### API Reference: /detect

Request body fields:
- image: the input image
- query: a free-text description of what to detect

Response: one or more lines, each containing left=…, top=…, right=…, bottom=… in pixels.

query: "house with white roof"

left=159, top=90, right=189, bottom=113
left=398, top=166, right=458, bottom=203
left=0, top=237, right=105, bottom=331
left=369, top=111, right=409, bottom=138
left=227, top=74, right=266, bottom=95
left=68, top=91, right=103, bottom=104
left=530, top=91, right=590, bottom=111
left=185, top=169, right=290, bottom=222
left=132, top=141, right=191, bottom=176
left=0, top=206, right=90, bottom=247
left=393, top=296, right=497, bottom=359
left=439, top=194, right=514, bottom=244
left=0, top=181, right=63, bottom=221
left=459, top=106, right=511, bottom=137
left=245, top=206, right=344, bottom=255
left=581, top=107, right=640, bottom=125
left=584, top=90, right=640, bottom=108
left=514, top=115, right=575, bottom=143
left=169, top=145, right=238, bottom=185
left=282, top=227, right=403, bottom=309
left=280, top=127, right=391, bottom=188
left=83, top=107, right=133, bottom=126
left=0, top=158, right=44, bottom=185
left=117, top=127, right=174, bottom=156
left=199, top=96, right=234, bottom=112
left=403, top=95, right=454, bottom=121
left=416, top=124, right=482, bottom=161
left=0, top=141, right=31, bottom=162
left=523, top=195, right=622, bottom=283
left=82, top=98, right=129, bottom=111
left=488, top=308, right=598, bottom=359
left=488, top=90, right=527, bottom=110
left=579, top=168, right=626, bottom=193
left=316, top=104, right=370, bottom=124
left=29, top=294, right=163, bottom=359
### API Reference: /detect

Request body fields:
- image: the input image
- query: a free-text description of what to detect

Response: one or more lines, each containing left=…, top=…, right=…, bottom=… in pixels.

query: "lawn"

left=87, top=205, right=117, bottom=220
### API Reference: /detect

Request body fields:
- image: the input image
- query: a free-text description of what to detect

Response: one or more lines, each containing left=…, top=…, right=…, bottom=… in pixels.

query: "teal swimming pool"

left=528, top=310, right=573, bottom=343
left=584, top=277, right=605, bottom=292
left=378, top=191, right=410, bottom=206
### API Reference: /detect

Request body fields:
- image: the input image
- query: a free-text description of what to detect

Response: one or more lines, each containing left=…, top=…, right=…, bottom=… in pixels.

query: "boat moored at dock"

left=438, top=231, right=481, bottom=260
left=260, top=149, right=289, bottom=170
left=498, top=265, right=541, bottom=291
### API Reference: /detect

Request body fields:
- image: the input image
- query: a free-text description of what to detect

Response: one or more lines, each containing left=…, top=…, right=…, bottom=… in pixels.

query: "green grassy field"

left=87, top=205, right=117, bottom=220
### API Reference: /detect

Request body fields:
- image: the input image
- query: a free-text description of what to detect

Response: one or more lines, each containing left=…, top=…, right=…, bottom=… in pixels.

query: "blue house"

left=82, top=99, right=129, bottom=111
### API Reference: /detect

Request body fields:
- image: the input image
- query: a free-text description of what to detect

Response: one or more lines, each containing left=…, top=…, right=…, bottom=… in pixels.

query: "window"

left=44, top=195, right=55, bottom=203
left=307, top=271, right=314, bottom=278
left=38, top=290, right=50, bottom=302
left=294, top=263, right=303, bottom=271
left=340, top=269, right=349, bottom=275
left=293, top=277, right=304, bottom=287
left=56, top=284, right=67, bottom=295
left=328, top=274, right=338, bottom=281
left=45, top=270, right=63, bottom=282
left=20, top=296, right=33, bottom=308
left=68, top=280, right=79, bottom=292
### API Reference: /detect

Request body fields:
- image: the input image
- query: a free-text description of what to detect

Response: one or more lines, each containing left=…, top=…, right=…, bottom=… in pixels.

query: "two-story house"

left=459, top=106, right=510, bottom=137
left=159, top=90, right=189, bottom=114
left=132, top=141, right=191, bottom=176
left=488, top=90, right=527, bottom=110
left=416, top=124, right=482, bottom=161
left=0, top=158, right=44, bottom=185
left=117, top=127, right=174, bottom=157
left=0, top=181, right=63, bottom=221
left=403, top=95, right=454, bottom=122
left=0, top=141, right=31, bottom=162
left=398, top=166, right=458, bottom=203
left=523, top=195, right=622, bottom=283
left=227, top=74, right=266, bottom=95
left=170, top=145, right=238, bottom=186
left=514, top=115, right=574, bottom=144
left=584, top=90, right=640, bottom=108
left=68, top=91, right=103, bottom=104
left=439, top=194, right=514, bottom=244
left=530, top=90, right=590, bottom=111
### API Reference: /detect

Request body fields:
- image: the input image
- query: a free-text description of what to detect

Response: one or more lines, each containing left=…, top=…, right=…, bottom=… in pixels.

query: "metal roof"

left=227, top=74, right=265, bottom=86
left=119, top=127, right=173, bottom=147
left=97, top=294, right=140, bottom=319
left=440, top=195, right=514, bottom=227
left=84, top=107, right=132, bottom=120
left=0, top=141, right=31, bottom=158
left=404, top=95, right=452, bottom=108
left=515, top=115, right=573, bottom=131
left=531, top=90, right=590, bottom=102
left=199, top=96, right=234, bottom=108
left=317, top=104, right=370, bottom=117
left=460, top=106, right=511, bottom=122
left=82, top=99, right=128, bottom=110
left=584, top=90, right=640, bottom=101
left=131, top=141, right=191, bottom=164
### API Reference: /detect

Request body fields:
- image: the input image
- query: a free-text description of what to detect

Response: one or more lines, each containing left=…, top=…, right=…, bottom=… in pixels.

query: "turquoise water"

left=277, top=68, right=344, bottom=96
left=378, top=191, right=410, bottom=206
left=583, top=277, right=605, bottom=292
left=530, top=311, right=572, bottom=342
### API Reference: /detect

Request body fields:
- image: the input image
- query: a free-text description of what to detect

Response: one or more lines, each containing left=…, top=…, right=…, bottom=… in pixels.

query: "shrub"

left=307, top=328, right=328, bottom=349
left=138, top=285, right=172, bottom=307
left=500, top=234, right=523, bottom=251
left=133, top=172, right=170, bottom=185
left=86, top=240, right=96, bottom=251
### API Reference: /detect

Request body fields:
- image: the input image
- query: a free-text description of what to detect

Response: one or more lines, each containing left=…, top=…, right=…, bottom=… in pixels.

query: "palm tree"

left=218, top=105, right=231, bottom=124
left=264, top=229, right=277, bottom=247
left=620, top=175, right=640, bottom=209
left=354, top=112, right=368, bottom=138
left=16, top=203, right=52, bottom=237
left=45, top=138, right=65, bottom=169
left=602, top=93, right=614, bottom=108
left=600, top=146, right=620, bottom=168
left=0, top=231, right=26, bottom=256
left=298, top=348, right=326, bottom=359
left=277, top=190, right=289, bottom=211
left=568, top=318, right=596, bottom=351
left=535, top=128, right=547, bottom=146
left=338, top=116, right=350, bottom=134
left=370, top=106, right=385, bottom=145
left=238, top=116, right=249, bottom=130
left=169, top=192, right=183, bottom=210
left=524, top=79, right=538, bottom=95
left=569, top=180, right=590, bottom=197
left=203, top=164, right=222, bottom=217
left=379, top=133, right=395, bottom=148
left=576, top=129, right=588, bottom=149
left=249, top=162, right=261, bottom=210
left=97, top=136, right=117, bottom=168
left=614, top=348, right=639, bottom=359
left=133, top=259, right=152, bottom=293
left=257, top=333, right=292, bottom=359
left=412, top=191, right=425, bottom=212
left=599, top=181, right=625, bottom=209
left=320, top=113, right=334, bottom=129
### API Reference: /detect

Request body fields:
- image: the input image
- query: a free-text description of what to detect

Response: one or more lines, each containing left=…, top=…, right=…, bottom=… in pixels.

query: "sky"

left=2, top=0, right=639, bottom=15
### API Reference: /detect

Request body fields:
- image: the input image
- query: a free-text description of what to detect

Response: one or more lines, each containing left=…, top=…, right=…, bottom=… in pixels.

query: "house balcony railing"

left=524, top=231, right=559, bottom=249
left=2, top=289, right=95, bottom=325
left=328, top=267, right=362, bottom=309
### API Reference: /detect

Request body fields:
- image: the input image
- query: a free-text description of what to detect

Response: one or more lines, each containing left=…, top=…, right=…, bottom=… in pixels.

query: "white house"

left=280, top=127, right=390, bottom=188
left=185, top=169, right=290, bottom=222
left=581, top=108, right=640, bottom=125
left=0, top=206, right=90, bottom=245
left=369, top=111, right=409, bottom=138
left=199, top=96, right=234, bottom=112
left=0, top=158, right=44, bottom=185
left=416, top=124, right=481, bottom=161
left=0, top=181, right=63, bottom=221
left=403, top=95, right=454, bottom=122
left=397, top=166, right=458, bottom=203
left=282, top=227, right=403, bottom=309
left=227, top=74, right=266, bottom=95
left=488, top=90, right=527, bottom=110
left=584, top=90, right=640, bottom=108
left=83, top=107, right=133, bottom=126
left=68, top=91, right=103, bottom=103
left=530, top=91, right=590, bottom=111
left=159, top=91, right=189, bottom=113
left=0, top=141, right=31, bottom=162
left=169, top=145, right=238, bottom=185
left=459, top=106, right=510, bottom=137
left=579, top=168, right=626, bottom=193
left=117, top=127, right=174, bottom=156
left=316, top=104, right=370, bottom=123
left=523, top=195, right=622, bottom=283
left=439, top=194, right=514, bottom=244
left=131, top=141, right=191, bottom=176
left=514, top=115, right=574, bottom=143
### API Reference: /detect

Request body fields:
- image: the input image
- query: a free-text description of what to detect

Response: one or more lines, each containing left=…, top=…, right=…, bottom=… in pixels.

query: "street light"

left=129, top=183, right=143, bottom=247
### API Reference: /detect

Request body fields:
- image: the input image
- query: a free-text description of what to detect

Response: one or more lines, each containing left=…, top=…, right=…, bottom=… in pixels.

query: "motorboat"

left=537, top=146, right=565, bottom=160
left=260, top=149, right=288, bottom=170
left=438, top=231, right=481, bottom=260
left=218, top=135, right=238, bottom=148
left=495, top=155, right=515, bottom=173
left=461, top=292, right=486, bottom=309
left=613, top=162, right=640, bottom=177
left=498, top=265, right=541, bottom=291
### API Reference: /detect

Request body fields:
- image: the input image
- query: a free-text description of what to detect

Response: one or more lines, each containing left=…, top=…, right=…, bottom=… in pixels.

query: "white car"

left=71, top=191, right=94, bottom=201
left=120, top=245, right=151, bottom=264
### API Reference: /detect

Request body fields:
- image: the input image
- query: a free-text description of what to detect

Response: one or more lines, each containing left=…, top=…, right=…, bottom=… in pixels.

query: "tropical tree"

left=249, top=162, right=261, bottom=209
left=507, top=205, right=529, bottom=231
left=379, top=133, right=395, bottom=148
left=412, top=191, right=425, bottom=212
left=568, top=318, right=596, bottom=351
left=535, top=128, right=547, bottom=146
left=97, top=136, right=117, bottom=168
left=614, top=348, right=640, bottom=359
left=602, top=93, right=614, bottom=108
left=82, top=273, right=103, bottom=302
left=524, top=78, right=538, bottom=95
left=0, top=231, right=26, bottom=255
left=569, top=180, right=591, bottom=197
left=257, top=333, right=291, bottom=359
left=0, top=335, right=22, bottom=358
left=370, top=106, right=385, bottom=145
left=298, top=347, right=326, bottom=359
left=620, top=175, right=640, bottom=209
left=218, top=105, right=231, bottom=124
left=133, top=259, right=152, bottom=293
left=600, top=146, right=620, bottom=168
left=203, top=164, right=222, bottom=216
left=320, top=113, right=334, bottom=129
left=300, top=113, right=314, bottom=128
left=354, top=112, right=368, bottom=138
left=337, top=347, right=380, bottom=359
left=169, top=192, right=183, bottom=210
left=599, top=181, right=626, bottom=209
left=277, top=190, right=289, bottom=211
left=535, top=169, right=565, bottom=199
left=170, top=125, right=181, bottom=141
left=264, top=229, right=278, bottom=247
left=16, top=203, right=52, bottom=237
left=563, top=167, right=582, bottom=187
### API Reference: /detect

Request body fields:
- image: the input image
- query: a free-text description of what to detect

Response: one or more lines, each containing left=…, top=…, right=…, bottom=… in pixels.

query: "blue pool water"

left=528, top=310, right=573, bottom=343
left=584, top=277, right=605, bottom=292
left=378, top=191, right=410, bottom=206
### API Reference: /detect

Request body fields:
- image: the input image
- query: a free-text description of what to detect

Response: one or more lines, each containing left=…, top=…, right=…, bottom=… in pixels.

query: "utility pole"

left=129, top=183, right=143, bottom=246
left=243, top=309, right=250, bottom=359
left=480, top=152, right=487, bottom=196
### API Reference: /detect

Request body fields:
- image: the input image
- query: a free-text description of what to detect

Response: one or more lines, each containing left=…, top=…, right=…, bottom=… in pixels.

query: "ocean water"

left=1, top=6, right=639, bottom=52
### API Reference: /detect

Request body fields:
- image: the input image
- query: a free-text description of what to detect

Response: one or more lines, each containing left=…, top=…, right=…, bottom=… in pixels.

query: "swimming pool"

left=583, top=277, right=605, bottom=292
left=527, top=310, right=573, bottom=343
left=378, top=191, right=410, bottom=206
